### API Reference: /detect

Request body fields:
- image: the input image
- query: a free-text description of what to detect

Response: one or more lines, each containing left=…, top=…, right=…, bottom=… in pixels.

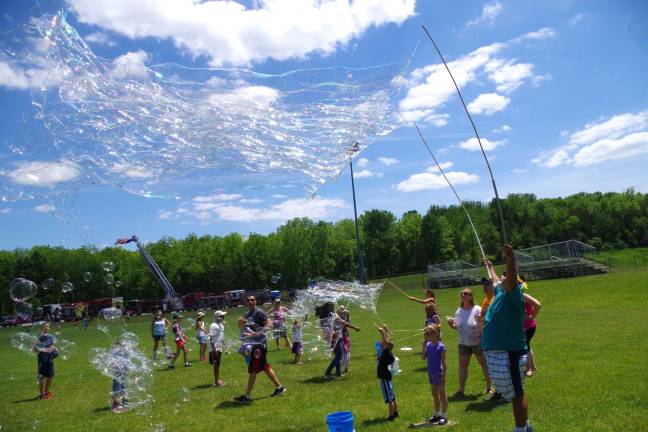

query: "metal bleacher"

left=514, top=240, right=608, bottom=280
left=426, top=261, right=482, bottom=289
left=426, top=240, right=608, bottom=289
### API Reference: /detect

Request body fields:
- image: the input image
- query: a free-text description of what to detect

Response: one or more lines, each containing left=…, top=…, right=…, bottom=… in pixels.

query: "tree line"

left=1, top=189, right=646, bottom=314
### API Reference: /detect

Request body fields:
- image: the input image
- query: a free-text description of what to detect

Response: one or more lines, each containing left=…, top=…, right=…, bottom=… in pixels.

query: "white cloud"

left=520, top=27, right=557, bottom=41
left=110, top=163, right=154, bottom=179
left=400, top=28, right=553, bottom=127
left=493, top=124, right=512, bottom=133
left=238, top=198, right=263, bottom=204
left=396, top=171, right=479, bottom=192
left=108, top=50, right=149, bottom=79
left=356, top=157, right=369, bottom=168
left=533, top=110, right=648, bottom=167
left=467, top=93, right=510, bottom=115
left=85, top=31, right=116, bottom=46
left=208, top=85, right=280, bottom=109
left=193, top=193, right=242, bottom=202
left=426, top=161, right=454, bottom=173
left=486, top=61, right=534, bottom=93
left=7, top=161, right=81, bottom=187
left=158, top=209, right=175, bottom=220
left=0, top=61, right=30, bottom=89
left=466, top=1, right=503, bottom=27
left=271, top=194, right=287, bottom=199
left=67, top=0, right=416, bottom=66
left=184, top=197, right=346, bottom=222
left=570, top=14, right=584, bottom=26
left=35, top=204, right=56, bottom=213
left=458, top=137, right=504, bottom=152
left=572, top=132, right=648, bottom=166
left=354, top=169, right=375, bottom=178
left=0, top=208, right=12, bottom=214
left=378, top=157, right=398, bottom=166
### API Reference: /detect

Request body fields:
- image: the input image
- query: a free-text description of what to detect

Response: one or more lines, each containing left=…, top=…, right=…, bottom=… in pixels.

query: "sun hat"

left=213, top=310, right=228, bottom=317
left=196, top=311, right=206, bottom=318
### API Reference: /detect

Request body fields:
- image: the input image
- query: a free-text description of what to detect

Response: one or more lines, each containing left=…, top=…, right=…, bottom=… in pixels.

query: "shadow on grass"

left=448, top=392, right=480, bottom=402
left=192, top=384, right=213, bottom=390
left=216, top=396, right=271, bottom=409
left=464, top=398, right=509, bottom=412
left=12, top=396, right=41, bottom=404
left=92, top=406, right=111, bottom=413
left=216, top=401, right=248, bottom=409
left=361, top=418, right=391, bottom=426
left=301, top=376, right=336, bottom=384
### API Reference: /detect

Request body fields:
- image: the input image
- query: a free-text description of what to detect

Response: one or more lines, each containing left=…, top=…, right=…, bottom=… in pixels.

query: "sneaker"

left=526, top=425, right=533, bottom=432
left=393, top=411, right=399, bottom=419
left=437, top=417, right=448, bottom=426
left=428, top=416, right=441, bottom=424
left=270, top=386, right=286, bottom=397
left=387, top=415, right=395, bottom=421
left=111, top=405, right=123, bottom=413
left=42, top=392, right=52, bottom=400
left=452, top=390, right=465, bottom=398
left=184, top=362, right=192, bottom=367
left=233, top=395, right=251, bottom=404
left=168, top=364, right=175, bottom=369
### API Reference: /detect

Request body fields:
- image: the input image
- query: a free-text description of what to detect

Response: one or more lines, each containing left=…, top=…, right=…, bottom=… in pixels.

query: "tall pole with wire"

left=348, top=142, right=366, bottom=284
left=421, top=25, right=508, bottom=247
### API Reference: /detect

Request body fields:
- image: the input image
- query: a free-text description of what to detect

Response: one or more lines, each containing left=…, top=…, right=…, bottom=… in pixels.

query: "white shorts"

left=485, top=350, right=527, bottom=402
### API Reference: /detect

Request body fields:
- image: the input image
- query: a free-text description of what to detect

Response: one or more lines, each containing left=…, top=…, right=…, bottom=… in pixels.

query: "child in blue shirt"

left=35, top=322, right=57, bottom=400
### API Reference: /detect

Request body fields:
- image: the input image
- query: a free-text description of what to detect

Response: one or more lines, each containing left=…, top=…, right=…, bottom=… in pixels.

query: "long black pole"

left=421, top=24, right=508, bottom=246
left=349, top=159, right=366, bottom=283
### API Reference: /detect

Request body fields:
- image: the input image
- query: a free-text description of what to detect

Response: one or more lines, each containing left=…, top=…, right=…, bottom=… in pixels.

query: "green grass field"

left=1, top=270, right=647, bottom=432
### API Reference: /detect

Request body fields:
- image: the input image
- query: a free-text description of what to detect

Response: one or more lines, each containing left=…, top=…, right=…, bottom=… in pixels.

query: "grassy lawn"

left=1, top=269, right=647, bottom=431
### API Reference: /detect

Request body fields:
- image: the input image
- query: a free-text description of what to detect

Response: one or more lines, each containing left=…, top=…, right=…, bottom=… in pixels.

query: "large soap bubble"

left=99, top=307, right=122, bottom=321
left=88, top=332, right=154, bottom=410
left=0, top=13, right=409, bottom=203
left=10, top=278, right=37, bottom=302
left=14, top=300, right=34, bottom=317
left=102, top=262, right=116, bottom=272
left=42, top=278, right=55, bottom=290
left=83, top=272, right=93, bottom=282
left=11, top=332, right=37, bottom=354
left=105, top=274, right=115, bottom=285
left=61, top=281, right=74, bottom=293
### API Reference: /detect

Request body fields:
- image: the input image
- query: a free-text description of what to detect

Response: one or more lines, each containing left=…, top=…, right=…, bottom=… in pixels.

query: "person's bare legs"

left=152, top=339, right=159, bottom=358
left=44, top=377, right=52, bottom=394
left=244, top=372, right=257, bottom=396
left=39, top=378, right=45, bottom=395
left=182, top=347, right=188, bottom=364
left=432, top=386, right=441, bottom=413
left=264, top=367, right=282, bottom=387
left=476, top=352, right=493, bottom=388
left=458, top=354, right=470, bottom=393
left=526, top=349, right=537, bottom=374
left=512, top=394, right=528, bottom=427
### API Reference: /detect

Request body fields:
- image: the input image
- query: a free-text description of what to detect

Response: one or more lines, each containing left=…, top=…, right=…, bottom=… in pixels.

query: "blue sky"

left=0, top=0, right=647, bottom=250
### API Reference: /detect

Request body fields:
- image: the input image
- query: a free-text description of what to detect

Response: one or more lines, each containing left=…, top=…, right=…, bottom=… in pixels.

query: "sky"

left=0, top=0, right=647, bottom=250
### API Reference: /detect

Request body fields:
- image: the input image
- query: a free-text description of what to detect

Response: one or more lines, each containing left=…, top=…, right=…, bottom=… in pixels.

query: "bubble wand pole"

left=411, top=121, right=486, bottom=261
left=421, top=25, right=508, bottom=247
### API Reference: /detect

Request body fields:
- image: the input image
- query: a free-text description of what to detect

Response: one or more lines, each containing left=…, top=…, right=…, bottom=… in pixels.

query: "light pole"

left=347, top=142, right=366, bottom=284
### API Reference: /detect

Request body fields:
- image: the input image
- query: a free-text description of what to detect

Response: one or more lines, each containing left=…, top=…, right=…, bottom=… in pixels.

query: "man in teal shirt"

left=482, top=244, right=532, bottom=432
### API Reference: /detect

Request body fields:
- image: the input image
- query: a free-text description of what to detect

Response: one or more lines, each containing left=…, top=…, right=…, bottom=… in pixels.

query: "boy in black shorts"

left=35, top=323, right=58, bottom=399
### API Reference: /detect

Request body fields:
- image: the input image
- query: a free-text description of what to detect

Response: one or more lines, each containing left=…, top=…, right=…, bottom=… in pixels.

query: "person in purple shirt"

left=421, top=324, right=448, bottom=425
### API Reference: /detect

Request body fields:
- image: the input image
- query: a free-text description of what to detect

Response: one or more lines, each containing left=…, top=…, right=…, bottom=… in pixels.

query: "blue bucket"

left=326, top=411, right=354, bottom=432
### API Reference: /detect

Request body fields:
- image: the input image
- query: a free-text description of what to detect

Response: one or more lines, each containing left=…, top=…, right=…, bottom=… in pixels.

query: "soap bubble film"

left=0, top=13, right=408, bottom=203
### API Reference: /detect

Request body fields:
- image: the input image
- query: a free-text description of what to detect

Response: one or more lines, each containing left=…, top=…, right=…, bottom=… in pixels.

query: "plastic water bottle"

left=390, top=356, right=400, bottom=376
